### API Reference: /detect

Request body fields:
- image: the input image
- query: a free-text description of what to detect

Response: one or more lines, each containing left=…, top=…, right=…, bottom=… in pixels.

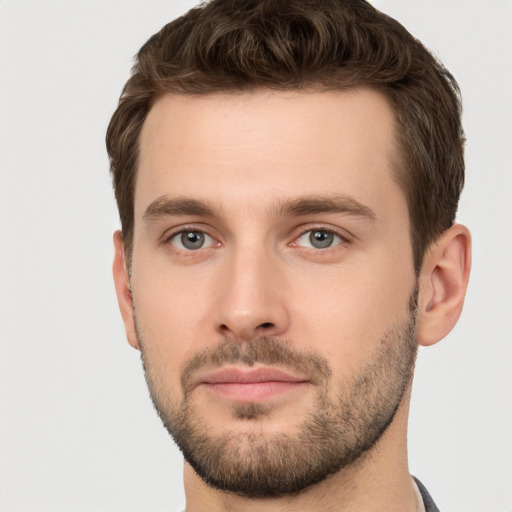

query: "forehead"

left=136, top=89, right=404, bottom=221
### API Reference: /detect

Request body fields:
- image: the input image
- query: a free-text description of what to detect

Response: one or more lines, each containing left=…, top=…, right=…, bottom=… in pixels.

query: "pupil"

left=182, top=231, right=204, bottom=249
left=310, top=230, right=333, bottom=248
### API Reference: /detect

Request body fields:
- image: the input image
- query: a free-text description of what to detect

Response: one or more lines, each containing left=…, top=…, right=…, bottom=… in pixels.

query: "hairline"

left=123, top=84, right=423, bottom=273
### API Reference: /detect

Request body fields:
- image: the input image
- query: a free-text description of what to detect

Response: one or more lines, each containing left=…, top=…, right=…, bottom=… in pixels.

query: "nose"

left=214, top=246, right=290, bottom=342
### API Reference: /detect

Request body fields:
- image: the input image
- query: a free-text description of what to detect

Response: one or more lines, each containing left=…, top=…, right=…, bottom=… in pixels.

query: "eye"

left=295, top=229, right=345, bottom=249
left=169, top=230, right=216, bottom=251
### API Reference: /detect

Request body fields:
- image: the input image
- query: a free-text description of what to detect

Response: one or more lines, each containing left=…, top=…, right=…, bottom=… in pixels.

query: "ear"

left=417, top=224, right=471, bottom=347
left=113, top=231, right=140, bottom=350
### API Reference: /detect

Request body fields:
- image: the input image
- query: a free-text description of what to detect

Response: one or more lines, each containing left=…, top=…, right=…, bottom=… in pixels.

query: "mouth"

left=196, top=366, right=311, bottom=402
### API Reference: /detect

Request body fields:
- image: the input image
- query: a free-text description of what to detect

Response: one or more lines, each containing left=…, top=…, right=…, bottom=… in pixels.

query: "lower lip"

left=204, top=381, right=309, bottom=401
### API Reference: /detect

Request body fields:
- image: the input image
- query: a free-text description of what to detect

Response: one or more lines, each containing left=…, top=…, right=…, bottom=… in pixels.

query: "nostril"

left=216, top=320, right=279, bottom=339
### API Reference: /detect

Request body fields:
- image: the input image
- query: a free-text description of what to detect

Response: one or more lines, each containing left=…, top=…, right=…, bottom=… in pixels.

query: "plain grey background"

left=0, top=1, right=511, bottom=511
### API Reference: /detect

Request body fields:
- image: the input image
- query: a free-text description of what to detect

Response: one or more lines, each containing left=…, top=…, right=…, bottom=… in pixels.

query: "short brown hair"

left=106, top=0, right=464, bottom=272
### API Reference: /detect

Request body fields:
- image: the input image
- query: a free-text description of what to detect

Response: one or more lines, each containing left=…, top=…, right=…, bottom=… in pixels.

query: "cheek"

left=289, top=255, right=414, bottom=368
left=131, top=261, right=214, bottom=379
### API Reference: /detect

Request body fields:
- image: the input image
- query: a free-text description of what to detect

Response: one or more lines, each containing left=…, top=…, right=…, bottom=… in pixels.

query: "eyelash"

left=291, top=227, right=348, bottom=250
left=163, top=226, right=219, bottom=252
left=163, top=225, right=350, bottom=254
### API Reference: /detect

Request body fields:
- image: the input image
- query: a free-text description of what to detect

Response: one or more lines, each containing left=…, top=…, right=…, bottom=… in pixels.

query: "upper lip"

left=197, top=366, right=309, bottom=385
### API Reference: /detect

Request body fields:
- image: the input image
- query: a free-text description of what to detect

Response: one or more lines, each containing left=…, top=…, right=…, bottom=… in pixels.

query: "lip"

left=196, top=366, right=310, bottom=402
left=201, top=367, right=308, bottom=384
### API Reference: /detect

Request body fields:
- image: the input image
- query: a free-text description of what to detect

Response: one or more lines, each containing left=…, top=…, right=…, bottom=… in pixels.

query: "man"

left=106, top=0, right=471, bottom=510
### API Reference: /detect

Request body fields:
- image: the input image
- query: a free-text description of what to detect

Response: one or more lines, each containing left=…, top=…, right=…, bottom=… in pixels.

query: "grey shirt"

left=414, top=476, right=441, bottom=512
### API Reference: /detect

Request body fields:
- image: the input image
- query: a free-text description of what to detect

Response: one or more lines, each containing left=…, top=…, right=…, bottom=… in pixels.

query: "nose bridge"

left=215, top=239, right=288, bottom=340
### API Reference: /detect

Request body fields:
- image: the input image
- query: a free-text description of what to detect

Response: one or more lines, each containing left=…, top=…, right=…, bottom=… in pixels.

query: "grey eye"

left=171, top=231, right=214, bottom=250
left=296, top=229, right=344, bottom=249
left=309, top=230, right=335, bottom=248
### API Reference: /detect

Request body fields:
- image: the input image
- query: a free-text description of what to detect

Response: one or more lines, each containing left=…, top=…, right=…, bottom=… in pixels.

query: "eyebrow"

left=143, top=196, right=216, bottom=222
left=271, top=195, right=377, bottom=222
left=143, top=194, right=376, bottom=223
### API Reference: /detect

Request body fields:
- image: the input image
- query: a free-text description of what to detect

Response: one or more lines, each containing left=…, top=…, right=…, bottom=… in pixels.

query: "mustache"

left=180, top=336, right=332, bottom=394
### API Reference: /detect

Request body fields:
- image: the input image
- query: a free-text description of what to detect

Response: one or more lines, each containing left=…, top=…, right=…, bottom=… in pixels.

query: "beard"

left=136, top=288, right=418, bottom=498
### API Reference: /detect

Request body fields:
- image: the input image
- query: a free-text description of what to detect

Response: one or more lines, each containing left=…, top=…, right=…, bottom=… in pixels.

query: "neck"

left=183, top=391, right=418, bottom=512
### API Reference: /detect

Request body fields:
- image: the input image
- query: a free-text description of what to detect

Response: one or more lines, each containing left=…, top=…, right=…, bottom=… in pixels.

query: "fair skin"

left=113, top=89, right=471, bottom=511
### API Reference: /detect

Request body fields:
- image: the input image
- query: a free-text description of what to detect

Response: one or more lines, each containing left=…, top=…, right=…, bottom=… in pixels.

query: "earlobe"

left=417, top=224, right=471, bottom=347
left=112, top=231, right=140, bottom=350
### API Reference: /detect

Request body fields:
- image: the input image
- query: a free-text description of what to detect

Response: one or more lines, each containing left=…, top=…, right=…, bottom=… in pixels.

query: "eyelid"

left=160, top=223, right=351, bottom=251
left=162, top=224, right=221, bottom=250
left=290, top=225, right=351, bottom=249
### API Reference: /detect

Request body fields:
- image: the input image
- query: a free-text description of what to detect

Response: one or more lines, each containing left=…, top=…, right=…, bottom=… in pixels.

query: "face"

left=124, top=89, right=419, bottom=497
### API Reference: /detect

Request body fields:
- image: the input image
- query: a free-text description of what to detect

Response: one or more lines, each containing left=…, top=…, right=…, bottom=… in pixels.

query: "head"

left=106, top=0, right=465, bottom=274
left=107, top=0, right=470, bottom=502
